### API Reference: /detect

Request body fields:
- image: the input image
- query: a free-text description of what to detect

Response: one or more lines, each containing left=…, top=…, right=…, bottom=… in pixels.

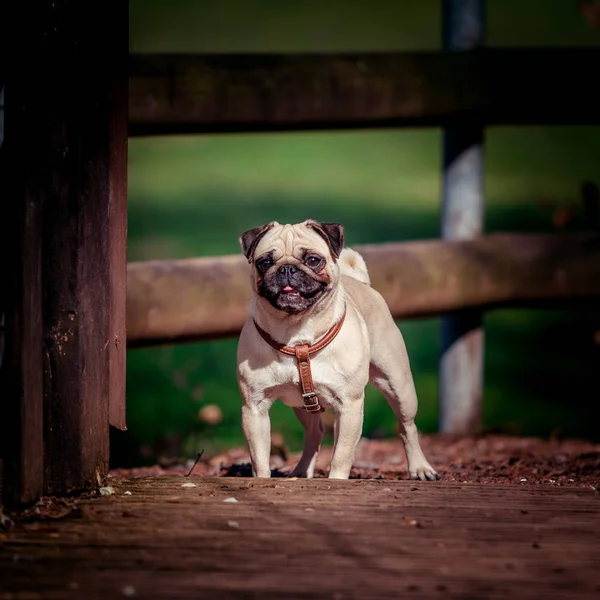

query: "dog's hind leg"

left=369, top=329, right=440, bottom=481
left=289, top=407, right=324, bottom=478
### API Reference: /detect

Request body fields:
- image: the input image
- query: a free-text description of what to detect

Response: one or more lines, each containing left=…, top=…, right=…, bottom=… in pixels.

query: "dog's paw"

left=409, top=463, right=441, bottom=482
left=288, top=467, right=313, bottom=479
left=288, top=470, right=308, bottom=478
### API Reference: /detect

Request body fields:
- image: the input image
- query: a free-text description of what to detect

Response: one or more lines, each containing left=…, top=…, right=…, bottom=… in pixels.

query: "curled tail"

left=339, top=247, right=371, bottom=285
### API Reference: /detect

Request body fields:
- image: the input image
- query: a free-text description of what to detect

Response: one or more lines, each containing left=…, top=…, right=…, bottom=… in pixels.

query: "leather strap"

left=253, top=310, right=346, bottom=413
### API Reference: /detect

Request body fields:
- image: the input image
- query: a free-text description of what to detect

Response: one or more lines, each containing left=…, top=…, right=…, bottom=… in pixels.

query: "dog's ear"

left=306, top=220, right=344, bottom=259
left=239, top=222, right=277, bottom=262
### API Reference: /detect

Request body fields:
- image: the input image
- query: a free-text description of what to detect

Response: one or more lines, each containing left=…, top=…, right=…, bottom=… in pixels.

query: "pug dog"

left=236, top=219, right=439, bottom=481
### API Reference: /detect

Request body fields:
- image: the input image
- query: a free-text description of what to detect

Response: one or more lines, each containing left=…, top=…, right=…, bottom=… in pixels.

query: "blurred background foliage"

left=113, top=0, right=600, bottom=467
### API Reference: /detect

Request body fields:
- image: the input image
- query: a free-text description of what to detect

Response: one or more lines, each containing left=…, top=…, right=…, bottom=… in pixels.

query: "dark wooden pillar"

left=2, top=0, right=128, bottom=503
left=439, top=0, right=486, bottom=434
left=1, top=85, right=45, bottom=506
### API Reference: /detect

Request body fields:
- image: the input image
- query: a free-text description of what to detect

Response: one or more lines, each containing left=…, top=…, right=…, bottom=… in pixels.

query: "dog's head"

left=239, top=220, right=344, bottom=314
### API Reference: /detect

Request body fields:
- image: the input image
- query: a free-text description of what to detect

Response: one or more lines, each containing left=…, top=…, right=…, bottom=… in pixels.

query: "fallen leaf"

left=198, top=404, right=223, bottom=426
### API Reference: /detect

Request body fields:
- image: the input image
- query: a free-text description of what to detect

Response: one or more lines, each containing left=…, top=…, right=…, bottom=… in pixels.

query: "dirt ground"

left=109, top=434, right=600, bottom=489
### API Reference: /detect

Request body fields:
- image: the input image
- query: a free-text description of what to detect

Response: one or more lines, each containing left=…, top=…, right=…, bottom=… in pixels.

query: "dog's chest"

left=267, top=351, right=364, bottom=407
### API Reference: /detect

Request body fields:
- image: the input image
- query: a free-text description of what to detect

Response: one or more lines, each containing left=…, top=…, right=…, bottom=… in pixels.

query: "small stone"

left=122, top=585, right=137, bottom=597
left=520, top=478, right=527, bottom=483
left=223, top=497, right=238, bottom=503
left=227, top=520, right=240, bottom=529
left=403, top=516, right=421, bottom=527
left=304, top=507, right=315, bottom=512
left=123, top=491, right=132, bottom=496
left=181, top=482, right=197, bottom=488
left=99, top=486, right=115, bottom=496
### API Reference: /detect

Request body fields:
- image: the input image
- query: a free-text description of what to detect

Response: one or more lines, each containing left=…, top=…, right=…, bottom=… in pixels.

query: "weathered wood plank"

left=1, top=478, right=599, bottom=599
left=126, top=233, right=600, bottom=347
left=129, top=48, right=600, bottom=135
left=107, top=0, right=129, bottom=432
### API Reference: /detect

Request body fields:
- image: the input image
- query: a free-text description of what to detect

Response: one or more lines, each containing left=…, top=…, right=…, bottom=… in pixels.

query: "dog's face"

left=239, top=220, right=344, bottom=314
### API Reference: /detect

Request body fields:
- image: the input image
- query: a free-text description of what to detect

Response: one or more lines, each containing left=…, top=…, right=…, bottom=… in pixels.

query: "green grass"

left=130, top=0, right=600, bottom=54
left=113, top=127, right=600, bottom=467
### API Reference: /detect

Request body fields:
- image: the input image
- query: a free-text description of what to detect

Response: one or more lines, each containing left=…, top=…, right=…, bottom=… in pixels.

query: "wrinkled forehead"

left=254, top=223, right=330, bottom=259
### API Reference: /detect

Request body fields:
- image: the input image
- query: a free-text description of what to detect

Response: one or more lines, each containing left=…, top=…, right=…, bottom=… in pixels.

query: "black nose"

left=278, top=264, right=297, bottom=276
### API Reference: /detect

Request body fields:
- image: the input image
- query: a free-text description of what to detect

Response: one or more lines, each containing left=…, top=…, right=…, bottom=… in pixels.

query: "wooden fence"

left=126, top=0, right=600, bottom=435
left=129, top=49, right=600, bottom=135
left=127, top=233, right=600, bottom=347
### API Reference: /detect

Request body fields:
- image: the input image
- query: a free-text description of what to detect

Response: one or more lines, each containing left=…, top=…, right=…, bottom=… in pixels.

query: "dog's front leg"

left=241, top=402, right=272, bottom=477
left=328, top=396, right=364, bottom=479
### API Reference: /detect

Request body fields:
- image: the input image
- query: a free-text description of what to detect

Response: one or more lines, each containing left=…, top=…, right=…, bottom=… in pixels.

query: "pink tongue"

left=282, top=285, right=296, bottom=293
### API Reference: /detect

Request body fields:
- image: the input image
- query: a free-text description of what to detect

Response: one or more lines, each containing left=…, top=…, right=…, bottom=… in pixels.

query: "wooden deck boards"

left=1, top=477, right=599, bottom=599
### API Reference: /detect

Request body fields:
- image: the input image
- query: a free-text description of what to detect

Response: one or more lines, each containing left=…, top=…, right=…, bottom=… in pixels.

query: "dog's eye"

left=256, top=258, right=273, bottom=272
left=305, top=256, right=322, bottom=269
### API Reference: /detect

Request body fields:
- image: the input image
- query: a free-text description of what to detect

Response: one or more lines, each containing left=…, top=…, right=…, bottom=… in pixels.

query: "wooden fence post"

left=439, top=0, right=486, bottom=434
left=41, top=1, right=129, bottom=494
left=2, top=1, right=129, bottom=501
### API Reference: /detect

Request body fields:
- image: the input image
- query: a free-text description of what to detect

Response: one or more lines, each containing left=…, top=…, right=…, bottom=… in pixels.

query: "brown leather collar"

left=253, top=310, right=346, bottom=413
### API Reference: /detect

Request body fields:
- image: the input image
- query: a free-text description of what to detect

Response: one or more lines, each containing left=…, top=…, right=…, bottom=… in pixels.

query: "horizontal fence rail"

left=129, top=48, right=600, bottom=136
left=127, top=232, right=600, bottom=347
